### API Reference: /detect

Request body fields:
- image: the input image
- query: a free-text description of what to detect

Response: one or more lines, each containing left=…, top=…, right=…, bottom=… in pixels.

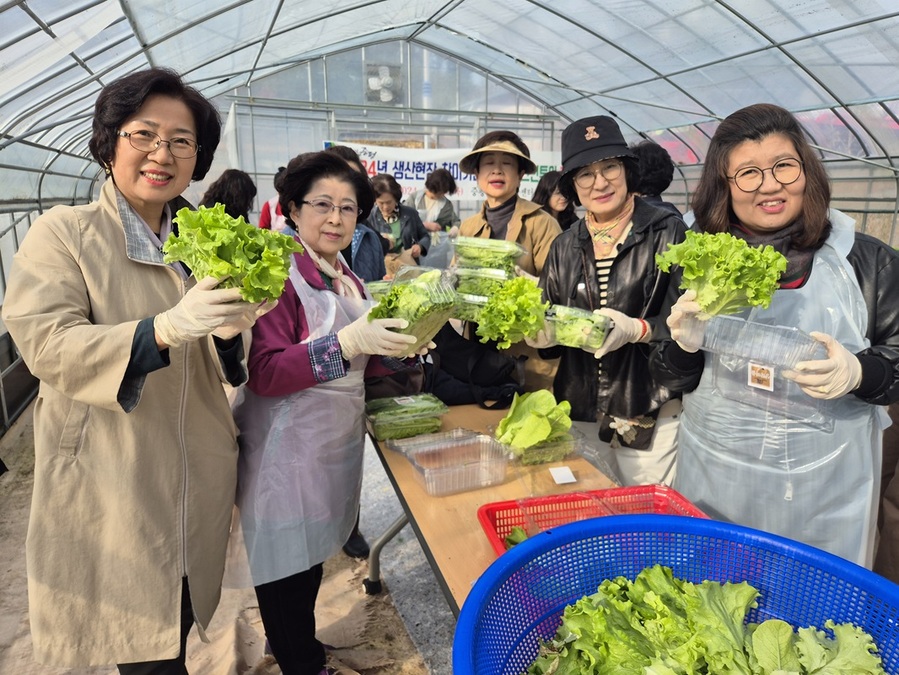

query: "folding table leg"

left=362, top=512, right=409, bottom=594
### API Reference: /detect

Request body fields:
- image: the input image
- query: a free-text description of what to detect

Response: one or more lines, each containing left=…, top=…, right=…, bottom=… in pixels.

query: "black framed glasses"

left=574, top=161, right=623, bottom=189
left=727, top=158, right=803, bottom=192
left=117, top=129, right=200, bottom=158
left=303, top=199, right=362, bottom=219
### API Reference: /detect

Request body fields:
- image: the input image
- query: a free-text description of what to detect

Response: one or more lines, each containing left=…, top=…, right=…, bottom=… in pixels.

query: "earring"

left=104, top=163, right=111, bottom=176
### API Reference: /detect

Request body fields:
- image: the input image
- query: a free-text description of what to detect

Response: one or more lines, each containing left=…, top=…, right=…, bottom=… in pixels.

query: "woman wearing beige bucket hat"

left=527, top=115, right=688, bottom=486
left=458, top=130, right=562, bottom=276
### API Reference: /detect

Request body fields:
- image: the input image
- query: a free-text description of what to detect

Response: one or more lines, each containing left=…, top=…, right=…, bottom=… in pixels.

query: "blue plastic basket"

left=453, top=515, right=899, bottom=675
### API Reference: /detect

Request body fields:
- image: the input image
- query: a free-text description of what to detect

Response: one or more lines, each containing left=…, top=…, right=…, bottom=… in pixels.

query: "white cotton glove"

left=154, top=276, right=260, bottom=348
left=525, top=325, right=556, bottom=349
left=212, top=299, right=279, bottom=340
left=782, top=332, right=862, bottom=400
left=337, top=312, right=418, bottom=360
left=667, top=289, right=702, bottom=353
left=592, top=308, right=649, bottom=359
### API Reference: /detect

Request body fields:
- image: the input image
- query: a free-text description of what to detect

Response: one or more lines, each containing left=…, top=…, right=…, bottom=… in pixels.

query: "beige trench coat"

left=2, top=180, right=241, bottom=666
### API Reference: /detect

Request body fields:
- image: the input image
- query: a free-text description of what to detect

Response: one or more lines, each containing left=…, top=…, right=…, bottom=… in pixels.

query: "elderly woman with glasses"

left=650, top=103, right=899, bottom=566
left=232, top=151, right=424, bottom=675
left=528, top=116, right=688, bottom=486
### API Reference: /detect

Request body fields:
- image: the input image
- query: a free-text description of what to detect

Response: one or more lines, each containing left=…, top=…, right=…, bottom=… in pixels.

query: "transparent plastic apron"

left=234, top=262, right=371, bottom=585
left=673, top=216, right=884, bottom=566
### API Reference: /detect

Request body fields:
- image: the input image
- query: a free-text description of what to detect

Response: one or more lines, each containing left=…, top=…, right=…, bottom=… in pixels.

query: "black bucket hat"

left=561, top=116, right=634, bottom=178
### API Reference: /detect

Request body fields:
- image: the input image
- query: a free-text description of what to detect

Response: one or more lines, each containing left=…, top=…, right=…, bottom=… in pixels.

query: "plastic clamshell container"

left=406, top=434, right=510, bottom=497
left=454, top=292, right=488, bottom=322
left=377, top=265, right=457, bottom=353
left=364, top=279, right=392, bottom=301
left=477, top=485, right=708, bottom=556
left=386, top=427, right=479, bottom=455
left=452, top=236, right=526, bottom=272
left=512, top=434, right=581, bottom=466
left=365, top=393, right=449, bottom=441
left=544, top=305, right=611, bottom=350
left=452, top=266, right=511, bottom=297
left=678, top=313, right=825, bottom=369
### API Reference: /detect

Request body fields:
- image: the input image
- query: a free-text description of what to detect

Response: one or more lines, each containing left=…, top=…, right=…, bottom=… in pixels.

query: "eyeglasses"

left=117, top=130, right=200, bottom=158
left=727, top=158, right=803, bottom=193
left=574, top=162, right=623, bottom=189
left=303, top=199, right=362, bottom=219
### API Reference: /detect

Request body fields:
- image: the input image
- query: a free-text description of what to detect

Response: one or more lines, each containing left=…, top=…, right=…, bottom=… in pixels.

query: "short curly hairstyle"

left=424, top=168, right=457, bottom=195
left=630, top=141, right=675, bottom=196
left=278, top=152, right=375, bottom=225
left=89, top=67, right=221, bottom=181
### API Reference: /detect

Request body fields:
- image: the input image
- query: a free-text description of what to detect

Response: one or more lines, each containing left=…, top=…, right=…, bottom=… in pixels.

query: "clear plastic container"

left=407, top=434, right=510, bottom=496
left=452, top=236, right=526, bottom=273
left=386, top=428, right=480, bottom=455
left=454, top=292, right=488, bottom=322
left=374, top=265, right=457, bottom=353
left=544, top=305, right=612, bottom=350
left=365, top=393, right=449, bottom=441
left=513, top=434, right=581, bottom=466
left=678, top=313, right=825, bottom=369
left=452, top=267, right=511, bottom=297
left=365, top=279, right=391, bottom=301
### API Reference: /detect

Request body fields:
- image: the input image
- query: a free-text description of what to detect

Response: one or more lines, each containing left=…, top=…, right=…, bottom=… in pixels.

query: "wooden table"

left=365, top=404, right=616, bottom=616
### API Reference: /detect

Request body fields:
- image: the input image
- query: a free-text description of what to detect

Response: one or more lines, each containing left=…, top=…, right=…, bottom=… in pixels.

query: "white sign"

left=324, top=141, right=561, bottom=201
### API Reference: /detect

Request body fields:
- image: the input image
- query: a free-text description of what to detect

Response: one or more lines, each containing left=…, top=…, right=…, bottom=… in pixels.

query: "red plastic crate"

left=477, top=485, right=707, bottom=556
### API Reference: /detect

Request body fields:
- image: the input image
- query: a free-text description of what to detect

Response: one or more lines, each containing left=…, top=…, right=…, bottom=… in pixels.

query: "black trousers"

left=254, top=564, right=326, bottom=675
left=117, top=579, right=193, bottom=675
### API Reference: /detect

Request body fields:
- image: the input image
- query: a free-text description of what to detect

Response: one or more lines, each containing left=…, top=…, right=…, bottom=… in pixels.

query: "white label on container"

left=746, top=361, right=775, bottom=392
left=549, top=466, right=577, bottom=485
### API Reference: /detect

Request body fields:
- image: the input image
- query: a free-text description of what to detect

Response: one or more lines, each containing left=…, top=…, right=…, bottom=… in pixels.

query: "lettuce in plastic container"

left=163, top=204, right=303, bottom=302
left=475, top=276, right=548, bottom=349
left=368, top=267, right=456, bottom=352
left=453, top=236, right=526, bottom=274
left=546, top=304, right=611, bottom=350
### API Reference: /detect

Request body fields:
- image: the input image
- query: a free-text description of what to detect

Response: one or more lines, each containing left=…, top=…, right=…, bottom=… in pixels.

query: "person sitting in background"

left=200, top=168, right=257, bottom=222
left=367, top=173, right=431, bottom=277
left=404, top=167, right=461, bottom=233
left=258, top=165, right=294, bottom=234
left=232, top=151, right=425, bottom=675
left=630, top=140, right=682, bottom=216
left=324, top=145, right=386, bottom=284
left=649, top=103, right=899, bottom=566
left=532, top=169, right=578, bottom=231
left=527, top=116, right=687, bottom=486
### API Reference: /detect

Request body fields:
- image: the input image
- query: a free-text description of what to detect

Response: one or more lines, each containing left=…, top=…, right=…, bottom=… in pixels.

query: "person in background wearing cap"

left=527, top=115, right=688, bottom=486
left=458, top=130, right=562, bottom=277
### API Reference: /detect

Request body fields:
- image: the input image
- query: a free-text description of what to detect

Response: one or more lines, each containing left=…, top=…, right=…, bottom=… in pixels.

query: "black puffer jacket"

left=649, top=231, right=899, bottom=406
left=539, top=197, right=687, bottom=421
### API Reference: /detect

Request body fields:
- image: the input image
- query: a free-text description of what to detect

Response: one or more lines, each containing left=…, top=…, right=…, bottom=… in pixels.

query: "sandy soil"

left=0, top=403, right=429, bottom=675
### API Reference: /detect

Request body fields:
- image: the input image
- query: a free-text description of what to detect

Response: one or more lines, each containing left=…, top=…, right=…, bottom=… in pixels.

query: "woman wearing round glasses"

left=232, top=151, right=423, bottom=675
left=529, top=116, right=687, bottom=486
left=650, top=103, right=899, bottom=566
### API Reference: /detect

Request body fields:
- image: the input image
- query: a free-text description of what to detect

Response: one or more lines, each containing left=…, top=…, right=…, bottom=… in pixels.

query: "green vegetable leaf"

left=163, top=204, right=304, bottom=302
left=751, top=620, right=803, bottom=675
left=368, top=269, right=456, bottom=352
left=655, top=231, right=787, bottom=316
left=496, top=391, right=572, bottom=451
left=475, top=276, right=548, bottom=349
left=504, top=525, right=529, bottom=549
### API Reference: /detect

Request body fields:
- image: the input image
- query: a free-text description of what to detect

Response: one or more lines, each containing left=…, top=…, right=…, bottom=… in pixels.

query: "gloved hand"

left=212, top=299, right=279, bottom=340
left=667, top=289, right=702, bottom=353
left=337, top=312, right=418, bottom=360
left=514, top=265, right=539, bottom=283
left=782, top=332, right=862, bottom=400
left=524, top=325, right=556, bottom=349
left=154, top=276, right=260, bottom=348
left=592, top=308, right=649, bottom=359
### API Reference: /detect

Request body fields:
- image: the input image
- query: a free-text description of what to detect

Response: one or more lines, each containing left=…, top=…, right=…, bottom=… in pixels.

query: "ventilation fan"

left=365, top=64, right=403, bottom=104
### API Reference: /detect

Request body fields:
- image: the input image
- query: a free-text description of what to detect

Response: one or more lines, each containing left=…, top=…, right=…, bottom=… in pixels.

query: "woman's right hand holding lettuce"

left=337, top=311, right=418, bottom=359
left=667, top=289, right=702, bottom=353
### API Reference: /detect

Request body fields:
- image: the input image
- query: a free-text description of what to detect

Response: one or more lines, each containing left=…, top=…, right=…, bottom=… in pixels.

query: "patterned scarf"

left=298, top=237, right=362, bottom=299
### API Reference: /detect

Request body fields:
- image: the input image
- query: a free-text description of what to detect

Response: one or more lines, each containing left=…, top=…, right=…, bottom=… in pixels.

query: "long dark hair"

left=692, top=103, right=830, bottom=249
left=532, top=170, right=577, bottom=230
left=200, top=169, right=257, bottom=221
left=89, top=67, right=221, bottom=181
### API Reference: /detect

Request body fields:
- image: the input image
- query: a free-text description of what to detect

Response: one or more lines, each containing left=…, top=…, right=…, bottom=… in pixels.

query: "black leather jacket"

left=650, top=231, right=899, bottom=406
left=539, top=197, right=688, bottom=421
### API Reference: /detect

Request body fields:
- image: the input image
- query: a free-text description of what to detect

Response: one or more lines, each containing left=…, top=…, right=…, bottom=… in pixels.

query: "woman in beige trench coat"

left=2, top=68, right=270, bottom=672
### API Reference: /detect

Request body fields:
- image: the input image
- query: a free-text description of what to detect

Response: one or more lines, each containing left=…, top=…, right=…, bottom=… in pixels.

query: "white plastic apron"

left=234, top=262, right=372, bottom=585
left=673, top=214, right=885, bottom=566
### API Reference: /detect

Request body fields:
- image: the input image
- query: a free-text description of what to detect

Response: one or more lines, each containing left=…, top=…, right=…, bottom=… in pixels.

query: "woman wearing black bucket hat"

left=528, top=115, right=688, bottom=485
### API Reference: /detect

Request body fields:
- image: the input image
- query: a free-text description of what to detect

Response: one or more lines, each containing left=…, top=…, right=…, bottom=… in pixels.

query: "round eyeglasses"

left=574, top=162, right=623, bottom=189
left=117, top=130, right=200, bottom=159
left=303, top=199, right=362, bottom=219
left=727, top=158, right=803, bottom=193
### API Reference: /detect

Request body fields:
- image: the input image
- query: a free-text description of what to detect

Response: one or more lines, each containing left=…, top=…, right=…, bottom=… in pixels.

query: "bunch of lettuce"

left=454, top=267, right=511, bottom=297
left=365, top=393, right=448, bottom=441
left=163, top=204, right=303, bottom=302
left=368, top=269, right=456, bottom=352
left=548, top=304, right=611, bottom=350
left=453, top=236, right=524, bottom=274
left=655, top=231, right=787, bottom=316
left=495, top=390, right=572, bottom=451
left=527, top=564, right=886, bottom=675
left=476, top=276, right=548, bottom=349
